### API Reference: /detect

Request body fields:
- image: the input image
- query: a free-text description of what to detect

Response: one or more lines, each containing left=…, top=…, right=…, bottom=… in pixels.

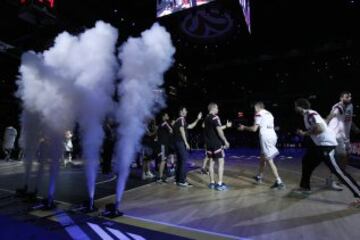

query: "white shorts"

left=335, top=137, right=351, bottom=155
left=260, top=136, right=279, bottom=160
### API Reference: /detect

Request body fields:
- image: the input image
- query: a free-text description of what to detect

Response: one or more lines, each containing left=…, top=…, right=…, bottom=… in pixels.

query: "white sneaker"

left=142, top=172, right=154, bottom=180
left=146, top=172, right=154, bottom=178
left=331, top=181, right=343, bottom=191
left=326, top=177, right=343, bottom=191
left=142, top=173, right=149, bottom=180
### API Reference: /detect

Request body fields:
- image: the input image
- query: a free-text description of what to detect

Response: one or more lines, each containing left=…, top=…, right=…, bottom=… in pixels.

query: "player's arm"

left=297, top=123, right=325, bottom=136
left=168, top=124, right=173, bottom=134
left=180, top=126, right=190, bottom=149
left=221, top=120, right=232, bottom=130
left=216, top=126, right=230, bottom=148
left=188, top=112, right=202, bottom=129
left=238, top=124, right=259, bottom=132
left=239, top=114, right=260, bottom=132
left=326, top=108, right=339, bottom=124
left=148, top=126, right=158, bottom=136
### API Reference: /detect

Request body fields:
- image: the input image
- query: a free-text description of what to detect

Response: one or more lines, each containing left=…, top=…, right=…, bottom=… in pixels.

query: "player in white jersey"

left=325, top=92, right=360, bottom=190
left=2, top=126, right=18, bottom=161
left=294, top=98, right=360, bottom=207
left=239, top=102, right=285, bottom=190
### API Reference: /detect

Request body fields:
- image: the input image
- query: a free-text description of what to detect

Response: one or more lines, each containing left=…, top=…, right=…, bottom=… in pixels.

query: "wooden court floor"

left=1, top=151, right=360, bottom=239
left=95, top=154, right=360, bottom=240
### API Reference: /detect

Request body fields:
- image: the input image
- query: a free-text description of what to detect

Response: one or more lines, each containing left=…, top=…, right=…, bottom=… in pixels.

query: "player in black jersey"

left=204, top=103, right=230, bottom=191
left=156, top=113, right=173, bottom=183
left=200, top=121, right=232, bottom=175
left=173, top=107, right=202, bottom=187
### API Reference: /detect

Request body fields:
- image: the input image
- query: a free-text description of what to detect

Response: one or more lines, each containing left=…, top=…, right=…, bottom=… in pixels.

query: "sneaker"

left=208, top=183, right=216, bottom=189
left=349, top=198, right=360, bottom=208
left=146, top=172, right=154, bottom=178
left=331, top=181, right=343, bottom=191
left=270, top=181, right=285, bottom=190
left=291, top=188, right=312, bottom=196
left=326, top=178, right=343, bottom=191
left=142, top=172, right=154, bottom=180
left=169, top=167, right=175, bottom=175
left=156, top=177, right=168, bottom=184
left=253, top=176, right=263, bottom=184
left=215, top=183, right=228, bottom=191
left=177, top=182, right=193, bottom=187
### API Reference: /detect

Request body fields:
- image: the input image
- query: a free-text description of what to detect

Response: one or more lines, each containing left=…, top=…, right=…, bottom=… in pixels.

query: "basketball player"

left=173, top=107, right=202, bottom=187
left=325, top=91, right=360, bottom=191
left=204, top=103, right=230, bottom=191
left=200, top=120, right=232, bottom=175
left=294, top=98, right=360, bottom=207
left=239, top=102, right=285, bottom=189
left=156, top=112, right=173, bottom=183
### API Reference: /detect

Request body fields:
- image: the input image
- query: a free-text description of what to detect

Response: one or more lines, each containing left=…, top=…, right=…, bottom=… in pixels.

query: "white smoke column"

left=73, top=22, right=119, bottom=203
left=114, top=23, right=175, bottom=207
left=17, top=51, right=75, bottom=133
left=18, top=110, right=42, bottom=190
left=17, top=51, right=75, bottom=199
left=16, top=21, right=119, bottom=202
left=42, top=21, right=119, bottom=203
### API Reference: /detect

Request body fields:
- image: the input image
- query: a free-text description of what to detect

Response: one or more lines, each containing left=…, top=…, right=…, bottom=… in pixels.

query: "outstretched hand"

left=226, top=120, right=232, bottom=128
left=296, top=129, right=306, bottom=136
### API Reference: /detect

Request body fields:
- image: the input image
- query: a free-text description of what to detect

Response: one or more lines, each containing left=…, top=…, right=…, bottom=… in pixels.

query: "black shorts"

left=142, top=141, right=159, bottom=160
left=142, top=146, right=153, bottom=159
left=206, top=146, right=224, bottom=159
left=158, top=144, right=170, bottom=160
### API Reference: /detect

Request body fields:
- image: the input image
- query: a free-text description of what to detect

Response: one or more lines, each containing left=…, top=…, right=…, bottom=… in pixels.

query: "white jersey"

left=304, top=110, right=337, bottom=146
left=64, top=139, right=73, bottom=152
left=328, top=102, right=353, bottom=140
left=2, top=127, right=17, bottom=149
left=254, top=109, right=277, bottom=139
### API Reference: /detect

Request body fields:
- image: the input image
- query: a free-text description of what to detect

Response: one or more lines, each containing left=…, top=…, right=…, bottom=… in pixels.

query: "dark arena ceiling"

left=1, top=0, right=360, bottom=129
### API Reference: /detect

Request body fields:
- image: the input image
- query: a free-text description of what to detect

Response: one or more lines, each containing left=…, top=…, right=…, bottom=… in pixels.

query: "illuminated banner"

left=239, top=0, right=251, bottom=33
left=20, top=0, right=55, bottom=9
left=157, top=0, right=214, bottom=18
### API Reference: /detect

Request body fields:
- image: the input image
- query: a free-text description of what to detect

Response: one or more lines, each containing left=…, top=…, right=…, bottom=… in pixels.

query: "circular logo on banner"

left=181, top=8, right=233, bottom=39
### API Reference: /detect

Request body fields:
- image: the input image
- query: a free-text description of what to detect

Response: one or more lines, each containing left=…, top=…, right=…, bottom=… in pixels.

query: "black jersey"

left=158, top=121, right=173, bottom=145
left=142, top=124, right=157, bottom=146
left=173, top=116, right=187, bottom=142
left=204, top=114, right=223, bottom=147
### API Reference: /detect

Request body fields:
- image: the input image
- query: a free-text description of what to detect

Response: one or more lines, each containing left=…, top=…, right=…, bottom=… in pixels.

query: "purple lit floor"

left=0, top=148, right=360, bottom=239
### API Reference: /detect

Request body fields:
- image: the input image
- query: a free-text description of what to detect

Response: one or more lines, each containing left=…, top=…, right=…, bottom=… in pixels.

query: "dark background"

left=1, top=0, right=360, bottom=147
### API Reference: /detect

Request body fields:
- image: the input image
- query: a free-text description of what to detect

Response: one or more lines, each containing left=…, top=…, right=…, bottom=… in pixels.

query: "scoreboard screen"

left=157, top=0, right=214, bottom=18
